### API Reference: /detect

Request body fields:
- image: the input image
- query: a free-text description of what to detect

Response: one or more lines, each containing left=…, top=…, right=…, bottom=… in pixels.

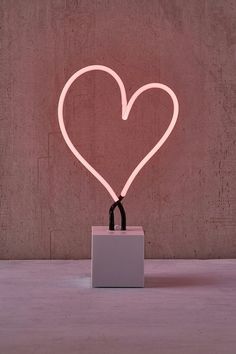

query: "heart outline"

left=58, top=65, right=179, bottom=202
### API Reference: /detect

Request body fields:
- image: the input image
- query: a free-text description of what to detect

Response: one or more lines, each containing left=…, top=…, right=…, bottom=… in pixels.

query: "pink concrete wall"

left=1, top=0, right=236, bottom=259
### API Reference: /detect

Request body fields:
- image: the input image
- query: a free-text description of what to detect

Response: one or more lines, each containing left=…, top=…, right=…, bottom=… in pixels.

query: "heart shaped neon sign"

left=58, top=65, right=179, bottom=202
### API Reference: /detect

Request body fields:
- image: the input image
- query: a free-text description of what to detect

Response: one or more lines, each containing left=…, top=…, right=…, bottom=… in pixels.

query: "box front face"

left=92, top=227, right=144, bottom=288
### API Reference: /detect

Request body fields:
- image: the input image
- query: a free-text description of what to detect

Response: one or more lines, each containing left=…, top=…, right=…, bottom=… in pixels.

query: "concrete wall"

left=0, top=0, right=236, bottom=259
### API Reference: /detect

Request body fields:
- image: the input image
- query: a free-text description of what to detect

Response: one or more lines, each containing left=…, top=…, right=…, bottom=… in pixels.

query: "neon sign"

left=58, top=65, right=179, bottom=205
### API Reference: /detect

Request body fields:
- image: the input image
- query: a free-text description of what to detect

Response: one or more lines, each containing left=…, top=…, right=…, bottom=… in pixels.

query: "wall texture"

left=0, top=0, right=236, bottom=259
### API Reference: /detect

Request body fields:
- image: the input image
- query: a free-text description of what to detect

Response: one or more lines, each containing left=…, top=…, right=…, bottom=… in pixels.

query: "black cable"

left=109, top=195, right=126, bottom=231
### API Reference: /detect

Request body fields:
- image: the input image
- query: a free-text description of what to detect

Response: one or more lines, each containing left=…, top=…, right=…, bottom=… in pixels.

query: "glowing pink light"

left=58, top=65, right=179, bottom=202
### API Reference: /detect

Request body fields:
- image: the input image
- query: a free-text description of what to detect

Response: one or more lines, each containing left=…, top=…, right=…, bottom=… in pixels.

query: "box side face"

left=92, top=234, right=144, bottom=287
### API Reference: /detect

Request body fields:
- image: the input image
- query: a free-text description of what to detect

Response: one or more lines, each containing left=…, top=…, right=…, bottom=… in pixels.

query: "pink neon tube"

left=58, top=65, right=179, bottom=202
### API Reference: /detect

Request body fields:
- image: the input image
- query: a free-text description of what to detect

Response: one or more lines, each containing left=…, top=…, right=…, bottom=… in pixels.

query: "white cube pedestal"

left=91, top=226, right=144, bottom=288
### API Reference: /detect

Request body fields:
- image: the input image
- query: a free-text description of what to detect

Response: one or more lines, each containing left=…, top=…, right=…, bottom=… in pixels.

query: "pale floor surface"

left=0, top=260, right=236, bottom=354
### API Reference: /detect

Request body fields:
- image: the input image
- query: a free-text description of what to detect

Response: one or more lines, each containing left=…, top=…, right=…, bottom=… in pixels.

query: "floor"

left=0, top=260, right=236, bottom=354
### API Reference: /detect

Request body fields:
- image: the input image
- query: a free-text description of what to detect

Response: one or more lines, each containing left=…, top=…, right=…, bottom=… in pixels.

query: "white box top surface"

left=92, top=226, right=144, bottom=236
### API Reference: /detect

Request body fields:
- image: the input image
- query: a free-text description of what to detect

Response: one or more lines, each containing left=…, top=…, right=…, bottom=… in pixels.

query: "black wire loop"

left=109, top=195, right=126, bottom=231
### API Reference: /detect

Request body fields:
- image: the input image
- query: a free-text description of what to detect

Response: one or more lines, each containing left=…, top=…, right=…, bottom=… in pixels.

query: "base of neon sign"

left=91, top=226, right=144, bottom=288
